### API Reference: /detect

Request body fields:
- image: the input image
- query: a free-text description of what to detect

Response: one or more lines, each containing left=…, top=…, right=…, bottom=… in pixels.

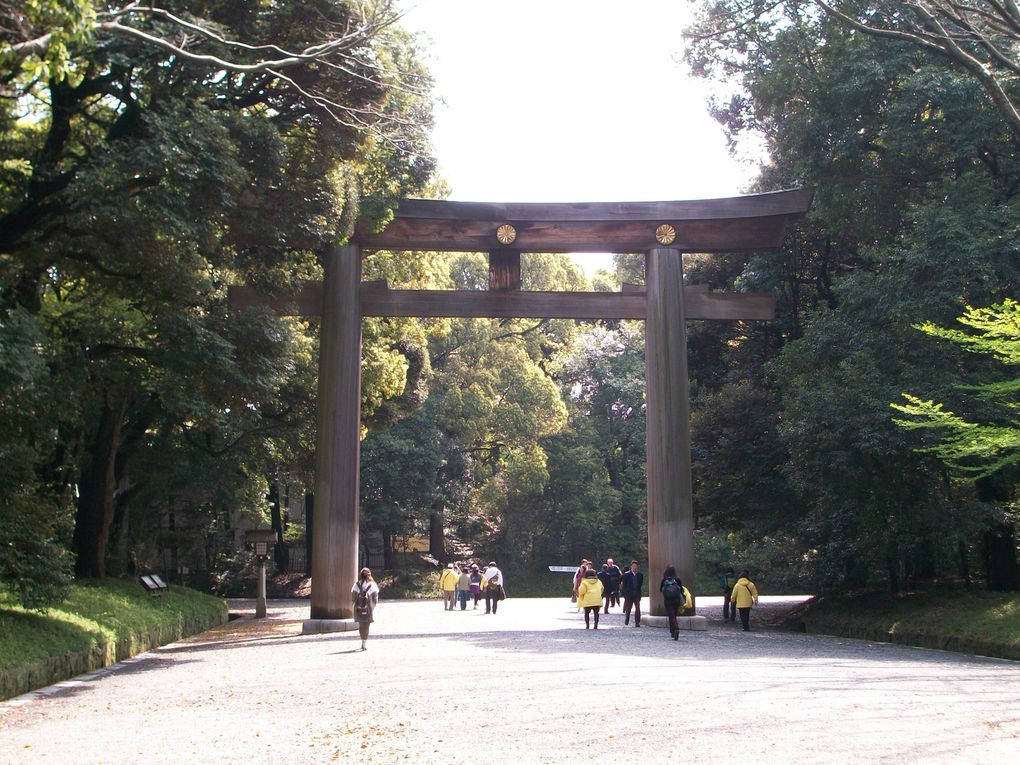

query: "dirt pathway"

left=1, top=597, right=1017, bottom=764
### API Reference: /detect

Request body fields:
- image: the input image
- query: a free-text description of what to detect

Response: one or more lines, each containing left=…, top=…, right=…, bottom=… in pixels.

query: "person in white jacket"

left=482, top=562, right=504, bottom=614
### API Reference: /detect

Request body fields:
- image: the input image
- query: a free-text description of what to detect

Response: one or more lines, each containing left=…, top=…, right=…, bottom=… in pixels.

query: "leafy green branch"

left=893, top=299, right=1020, bottom=478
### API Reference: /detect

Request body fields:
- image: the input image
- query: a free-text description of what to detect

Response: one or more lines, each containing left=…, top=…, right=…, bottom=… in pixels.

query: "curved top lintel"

left=387, top=188, right=813, bottom=223
left=353, top=188, right=813, bottom=253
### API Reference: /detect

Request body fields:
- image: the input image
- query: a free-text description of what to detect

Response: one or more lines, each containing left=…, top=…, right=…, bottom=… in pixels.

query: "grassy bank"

left=0, top=579, right=227, bottom=700
left=799, top=589, right=1020, bottom=661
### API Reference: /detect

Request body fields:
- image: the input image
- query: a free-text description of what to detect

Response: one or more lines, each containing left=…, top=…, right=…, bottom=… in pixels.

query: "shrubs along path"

left=0, top=579, right=227, bottom=700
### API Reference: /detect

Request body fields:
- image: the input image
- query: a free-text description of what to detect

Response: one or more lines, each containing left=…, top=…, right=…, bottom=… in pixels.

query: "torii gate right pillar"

left=645, top=247, right=695, bottom=616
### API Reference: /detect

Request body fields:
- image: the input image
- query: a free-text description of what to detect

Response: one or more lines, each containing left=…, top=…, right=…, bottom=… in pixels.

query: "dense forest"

left=1, top=1, right=1017, bottom=607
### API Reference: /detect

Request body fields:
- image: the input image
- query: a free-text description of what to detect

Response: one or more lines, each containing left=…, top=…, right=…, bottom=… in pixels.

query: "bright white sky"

left=398, top=0, right=761, bottom=204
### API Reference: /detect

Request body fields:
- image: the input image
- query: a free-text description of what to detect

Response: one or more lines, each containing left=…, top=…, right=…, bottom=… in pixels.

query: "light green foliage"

left=893, top=300, right=1020, bottom=478
left=1, top=0, right=95, bottom=81
left=916, top=300, right=1020, bottom=365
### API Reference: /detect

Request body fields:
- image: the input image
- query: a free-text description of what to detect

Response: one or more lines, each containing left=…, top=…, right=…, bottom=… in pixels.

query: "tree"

left=814, top=1, right=1020, bottom=140
left=1, top=1, right=436, bottom=593
left=0, top=306, right=74, bottom=606
left=552, top=322, right=648, bottom=563
left=685, top=0, right=1020, bottom=591
left=2, top=1, right=427, bottom=141
left=893, top=299, right=1020, bottom=478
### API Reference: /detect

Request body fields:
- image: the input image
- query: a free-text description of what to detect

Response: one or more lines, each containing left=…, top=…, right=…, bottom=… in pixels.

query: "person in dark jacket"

left=659, top=565, right=685, bottom=640
left=719, top=567, right=737, bottom=622
left=603, top=558, right=623, bottom=613
left=597, top=564, right=611, bottom=613
left=620, top=560, right=644, bottom=627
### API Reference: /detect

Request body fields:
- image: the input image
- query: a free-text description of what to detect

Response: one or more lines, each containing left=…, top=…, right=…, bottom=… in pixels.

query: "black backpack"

left=355, top=585, right=371, bottom=618
left=662, top=578, right=683, bottom=605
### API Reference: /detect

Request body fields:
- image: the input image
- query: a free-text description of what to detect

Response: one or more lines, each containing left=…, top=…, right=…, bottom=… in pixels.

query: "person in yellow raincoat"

left=577, top=568, right=605, bottom=629
left=439, top=564, right=458, bottom=611
left=731, top=571, right=759, bottom=631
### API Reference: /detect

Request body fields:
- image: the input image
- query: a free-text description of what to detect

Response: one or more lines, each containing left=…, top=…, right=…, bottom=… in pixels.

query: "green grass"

left=799, top=588, right=1020, bottom=661
left=0, top=578, right=227, bottom=700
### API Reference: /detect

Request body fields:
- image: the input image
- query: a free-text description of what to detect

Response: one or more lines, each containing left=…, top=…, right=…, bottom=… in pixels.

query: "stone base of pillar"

left=639, top=615, right=709, bottom=631
left=302, top=619, right=358, bottom=634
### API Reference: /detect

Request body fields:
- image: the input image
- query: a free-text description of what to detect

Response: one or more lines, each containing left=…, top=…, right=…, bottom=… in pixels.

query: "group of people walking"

left=573, top=557, right=760, bottom=637
left=572, top=558, right=648, bottom=630
left=354, top=559, right=761, bottom=652
left=719, top=567, right=759, bottom=631
left=439, top=561, right=505, bottom=614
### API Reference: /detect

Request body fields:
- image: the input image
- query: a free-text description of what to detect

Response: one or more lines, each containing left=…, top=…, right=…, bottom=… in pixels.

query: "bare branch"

left=5, top=1, right=429, bottom=148
left=814, top=1, right=1020, bottom=139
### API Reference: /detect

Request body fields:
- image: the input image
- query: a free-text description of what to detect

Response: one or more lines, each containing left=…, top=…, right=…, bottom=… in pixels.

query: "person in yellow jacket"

left=577, top=568, right=605, bottom=629
left=731, top=571, right=759, bottom=631
left=439, top=564, right=458, bottom=611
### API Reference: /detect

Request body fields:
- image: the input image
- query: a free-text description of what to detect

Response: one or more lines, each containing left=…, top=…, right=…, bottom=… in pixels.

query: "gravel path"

left=1, top=596, right=1018, bottom=764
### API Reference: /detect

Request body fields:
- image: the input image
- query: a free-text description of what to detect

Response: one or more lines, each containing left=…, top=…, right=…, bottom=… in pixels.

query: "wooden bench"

left=139, top=573, right=169, bottom=597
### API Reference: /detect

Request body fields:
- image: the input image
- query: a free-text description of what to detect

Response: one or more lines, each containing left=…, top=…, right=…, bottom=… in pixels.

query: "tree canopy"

left=0, top=0, right=436, bottom=603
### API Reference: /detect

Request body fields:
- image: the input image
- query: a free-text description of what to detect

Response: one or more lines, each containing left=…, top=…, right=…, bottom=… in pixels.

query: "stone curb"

left=638, top=615, right=709, bottom=630
left=301, top=618, right=359, bottom=634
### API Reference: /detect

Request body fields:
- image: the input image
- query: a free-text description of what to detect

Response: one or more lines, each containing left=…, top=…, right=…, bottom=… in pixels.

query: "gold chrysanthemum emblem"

left=496, top=224, right=517, bottom=245
left=655, top=224, right=677, bottom=246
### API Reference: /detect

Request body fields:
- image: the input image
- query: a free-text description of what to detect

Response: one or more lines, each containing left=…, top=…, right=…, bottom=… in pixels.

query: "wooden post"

left=309, top=244, right=362, bottom=621
left=488, top=250, right=521, bottom=291
left=645, top=248, right=695, bottom=615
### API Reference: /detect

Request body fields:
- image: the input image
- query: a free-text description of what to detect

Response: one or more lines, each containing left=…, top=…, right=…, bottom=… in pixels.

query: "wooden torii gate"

left=230, top=188, right=812, bottom=629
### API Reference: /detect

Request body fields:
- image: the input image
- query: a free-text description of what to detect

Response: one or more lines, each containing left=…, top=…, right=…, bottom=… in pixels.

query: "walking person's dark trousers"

left=484, top=591, right=492, bottom=613
left=603, top=593, right=611, bottom=614
left=583, top=605, right=600, bottom=628
left=738, top=606, right=751, bottom=631
left=665, top=603, right=679, bottom=638
left=723, top=590, right=735, bottom=620
left=623, top=597, right=641, bottom=626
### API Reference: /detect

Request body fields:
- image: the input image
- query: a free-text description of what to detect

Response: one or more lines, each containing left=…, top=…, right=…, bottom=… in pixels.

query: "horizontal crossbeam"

left=352, top=189, right=812, bottom=253
left=228, top=282, right=774, bottom=321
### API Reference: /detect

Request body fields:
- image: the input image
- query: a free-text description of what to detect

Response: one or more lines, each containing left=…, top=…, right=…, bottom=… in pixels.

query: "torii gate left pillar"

left=308, top=244, right=362, bottom=622
left=645, top=247, right=694, bottom=613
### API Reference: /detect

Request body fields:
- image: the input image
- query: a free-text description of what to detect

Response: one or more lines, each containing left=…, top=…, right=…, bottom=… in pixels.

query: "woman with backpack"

left=351, top=567, right=380, bottom=651
left=659, top=566, right=685, bottom=640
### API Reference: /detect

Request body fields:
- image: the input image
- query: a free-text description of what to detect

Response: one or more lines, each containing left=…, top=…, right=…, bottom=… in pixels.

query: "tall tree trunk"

left=957, top=539, right=972, bottom=588
left=72, top=396, right=128, bottom=578
left=108, top=480, right=141, bottom=577
left=269, top=482, right=288, bottom=571
left=304, top=493, right=314, bottom=576
left=429, top=510, right=445, bottom=562
left=383, top=532, right=395, bottom=570
left=983, top=524, right=1019, bottom=591
left=976, top=477, right=1019, bottom=591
